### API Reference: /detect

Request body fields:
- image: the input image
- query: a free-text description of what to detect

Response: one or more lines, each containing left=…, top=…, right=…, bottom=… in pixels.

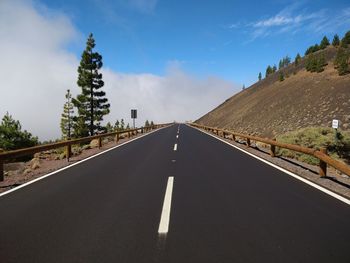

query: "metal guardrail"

left=190, top=123, right=350, bottom=178
left=0, top=123, right=172, bottom=181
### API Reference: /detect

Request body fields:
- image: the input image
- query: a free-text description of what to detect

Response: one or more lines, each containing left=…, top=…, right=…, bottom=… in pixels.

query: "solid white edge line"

left=0, top=126, right=171, bottom=198
left=188, top=125, right=350, bottom=206
left=173, top=144, right=177, bottom=151
left=158, top=176, right=174, bottom=234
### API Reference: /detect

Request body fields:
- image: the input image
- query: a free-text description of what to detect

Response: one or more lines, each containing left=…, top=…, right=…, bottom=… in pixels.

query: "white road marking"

left=158, top=177, right=174, bottom=234
left=189, top=125, right=350, bottom=206
left=173, top=144, right=177, bottom=151
left=0, top=126, right=171, bottom=198
left=176, top=135, right=179, bottom=139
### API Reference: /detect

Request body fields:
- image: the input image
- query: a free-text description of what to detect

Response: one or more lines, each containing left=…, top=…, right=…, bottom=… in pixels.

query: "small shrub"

left=276, top=127, right=350, bottom=165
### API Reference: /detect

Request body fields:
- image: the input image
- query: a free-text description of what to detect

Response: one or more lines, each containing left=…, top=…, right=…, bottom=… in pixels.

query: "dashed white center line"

left=176, top=135, right=179, bottom=139
left=173, top=143, right=177, bottom=151
left=158, top=177, right=174, bottom=234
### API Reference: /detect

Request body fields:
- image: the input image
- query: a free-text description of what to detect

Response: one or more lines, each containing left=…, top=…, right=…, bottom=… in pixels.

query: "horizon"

left=1, top=0, right=350, bottom=140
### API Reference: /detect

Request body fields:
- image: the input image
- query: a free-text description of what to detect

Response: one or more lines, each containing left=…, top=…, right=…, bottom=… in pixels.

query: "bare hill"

left=196, top=46, right=350, bottom=138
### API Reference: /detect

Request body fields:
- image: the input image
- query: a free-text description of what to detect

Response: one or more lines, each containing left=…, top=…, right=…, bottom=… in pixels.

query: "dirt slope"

left=196, top=46, right=350, bottom=138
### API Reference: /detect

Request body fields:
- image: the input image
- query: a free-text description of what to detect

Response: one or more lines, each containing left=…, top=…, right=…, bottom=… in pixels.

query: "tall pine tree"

left=320, top=36, right=330, bottom=49
left=60, top=89, right=74, bottom=139
left=332, top=34, right=340, bottom=46
left=72, top=33, right=110, bottom=136
left=294, top=53, right=301, bottom=65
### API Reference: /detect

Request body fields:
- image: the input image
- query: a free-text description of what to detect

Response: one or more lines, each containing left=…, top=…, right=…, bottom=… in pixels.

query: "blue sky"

left=39, top=0, right=350, bottom=86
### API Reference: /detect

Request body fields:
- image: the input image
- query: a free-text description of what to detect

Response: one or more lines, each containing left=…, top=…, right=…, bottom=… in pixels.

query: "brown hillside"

left=196, top=46, right=350, bottom=138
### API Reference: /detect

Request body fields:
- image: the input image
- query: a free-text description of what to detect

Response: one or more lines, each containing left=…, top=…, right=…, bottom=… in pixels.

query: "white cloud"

left=102, top=65, right=235, bottom=128
left=236, top=4, right=350, bottom=41
left=0, top=0, right=237, bottom=141
left=254, top=15, right=294, bottom=27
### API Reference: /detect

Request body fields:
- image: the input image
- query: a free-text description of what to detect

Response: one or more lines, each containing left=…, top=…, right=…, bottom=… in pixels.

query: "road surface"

left=0, top=124, right=349, bottom=262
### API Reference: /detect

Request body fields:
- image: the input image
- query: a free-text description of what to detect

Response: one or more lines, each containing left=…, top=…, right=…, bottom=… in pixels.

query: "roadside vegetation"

left=276, top=127, right=350, bottom=165
left=258, top=30, right=350, bottom=84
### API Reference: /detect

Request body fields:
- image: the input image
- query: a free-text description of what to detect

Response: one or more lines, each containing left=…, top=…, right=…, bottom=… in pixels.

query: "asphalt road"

left=0, top=124, right=349, bottom=263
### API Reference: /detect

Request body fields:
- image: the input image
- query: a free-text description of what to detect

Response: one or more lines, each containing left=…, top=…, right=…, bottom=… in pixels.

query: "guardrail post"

left=270, top=139, right=276, bottom=157
left=141, top=127, right=144, bottom=134
left=223, top=132, right=226, bottom=139
left=0, top=159, right=4, bottom=182
left=98, top=137, right=102, bottom=148
left=319, top=148, right=327, bottom=177
left=246, top=138, right=251, bottom=147
left=232, top=134, right=236, bottom=141
left=116, top=133, right=119, bottom=143
left=128, top=131, right=130, bottom=138
left=66, top=144, right=71, bottom=161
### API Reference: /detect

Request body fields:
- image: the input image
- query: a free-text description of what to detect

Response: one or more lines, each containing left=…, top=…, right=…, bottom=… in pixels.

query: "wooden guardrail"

left=0, top=123, right=172, bottom=181
left=190, top=123, right=350, bottom=178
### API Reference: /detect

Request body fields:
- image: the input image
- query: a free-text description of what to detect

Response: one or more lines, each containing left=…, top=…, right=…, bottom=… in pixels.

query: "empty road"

left=0, top=124, right=349, bottom=263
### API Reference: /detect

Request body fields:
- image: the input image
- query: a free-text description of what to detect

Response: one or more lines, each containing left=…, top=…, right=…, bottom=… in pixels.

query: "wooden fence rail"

left=190, top=123, right=350, bottom=178
left=0, top=123, right=172, bottom=181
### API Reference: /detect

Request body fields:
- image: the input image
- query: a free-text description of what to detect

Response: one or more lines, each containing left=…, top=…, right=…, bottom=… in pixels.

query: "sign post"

left=131, top=109, right=137, bottom=129
left=332, top=119, right=340, bottom=145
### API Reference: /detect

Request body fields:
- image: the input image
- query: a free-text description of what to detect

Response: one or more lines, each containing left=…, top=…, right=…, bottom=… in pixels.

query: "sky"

left=1, top=0, right=350, bottom=140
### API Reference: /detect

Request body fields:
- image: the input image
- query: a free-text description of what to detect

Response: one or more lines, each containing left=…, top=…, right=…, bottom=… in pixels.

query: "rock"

left=59, top=153, right=66, bottom=160
left=102, top=138, right=109, bottom=144
left=82, top=145, right=90, bottom=151
left=90, top=139, right=99, bottom=148
left=72, top=147, right=82, bottom=155
left=31, top=161, right=40, bottom=170
left=23, top=168, right=31, bottom=175
left=29, top=157, right=40, bottom=165
left=344, top=115, right=350, bottom=122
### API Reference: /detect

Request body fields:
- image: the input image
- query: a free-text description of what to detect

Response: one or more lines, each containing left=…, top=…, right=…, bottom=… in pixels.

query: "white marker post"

left=332, top=119, right=339, bottom=129
left=332, top=119, right=340, bottom=144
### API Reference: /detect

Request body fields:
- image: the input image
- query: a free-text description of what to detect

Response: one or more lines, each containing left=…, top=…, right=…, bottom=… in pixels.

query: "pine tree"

left=334, top=48, right=350, bottom=75
left=295, top=53, right=301, bottom=65
left=0, top=112, right=38, bottom=151
left=272, top=65, right=277, bottom=72
left=265, top=65, right=272, bottom=77
left=60, top=89, right=74, bottom=139
left=73, top=116, right=89, bottom=138
left=120, top=119, right=125, bottom=130
left=320, top=36, right=330, bottom=49
left=306, top=53, right=327, bottom=73
left=242, top=84, right=245, bottom=90
left=341, top=30, right=350, bottom=47
left=278, top=59, right=283, bottom=69
left=258, top=72, right=262, bottom=81
left=145, top=120, right=150, bottom=127
left=114, top=120, right=120, bottom=131
left=279, top=72, right=284, bottom=81
left=72, top=33, right=110, bottom=137
left=150, top=121, right=154, bottom=127
left=105, top=122, right=113, bottom=133
left=332, top=34, right=340, bottom=46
